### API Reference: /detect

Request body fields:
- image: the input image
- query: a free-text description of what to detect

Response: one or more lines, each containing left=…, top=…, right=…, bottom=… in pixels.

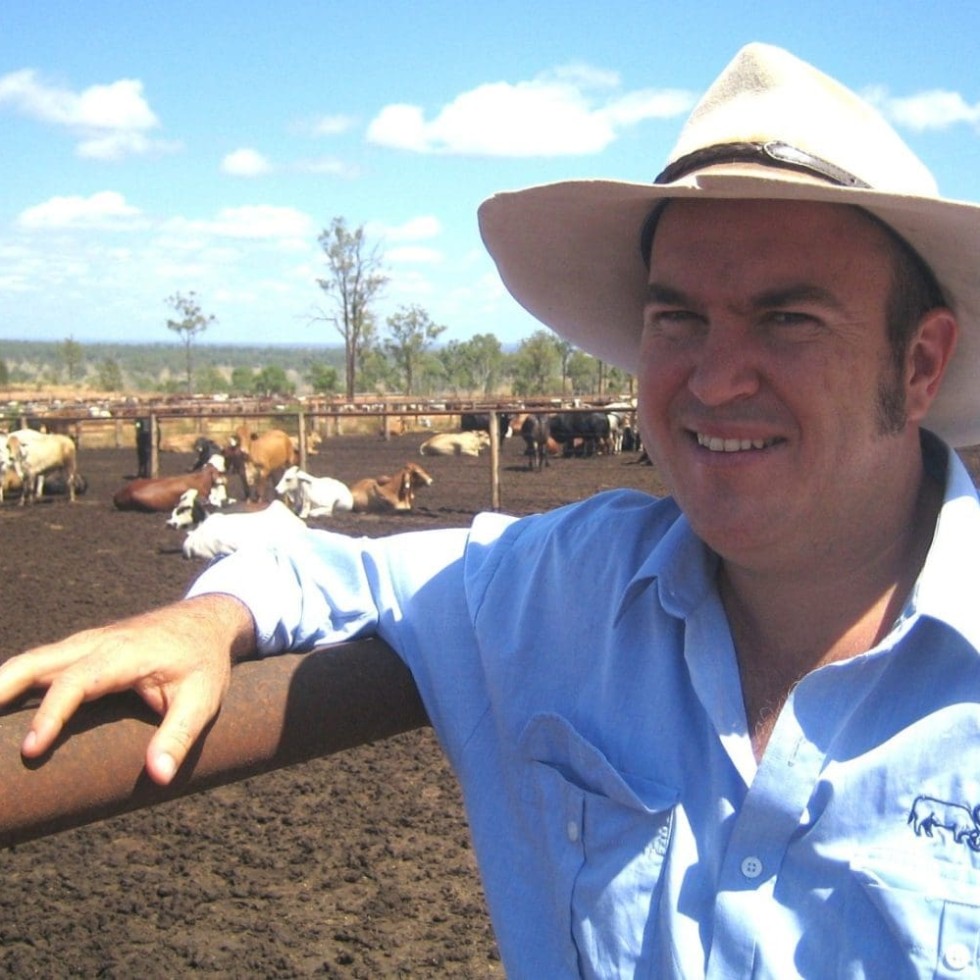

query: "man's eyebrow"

left=750, top=284, right=844, bottom=310
left=645, top=282, right=693, bottom=306
left=644, top=281, right=845, bottom=310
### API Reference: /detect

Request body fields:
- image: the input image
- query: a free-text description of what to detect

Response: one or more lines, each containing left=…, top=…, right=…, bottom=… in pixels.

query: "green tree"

left=230, top=365, right=256, bottom=395
left=555, top=339, right=575, bottom=396
left=96, top=357, right=123, bottom=392
left=382, top=305, right=446, bottom=396
left=253, top=365, right=295, bottom=398
left=195, top=364, right=229, bottom=395
left=306, top=361, right=340, bottom=396
left=568, top=350, right=600, bottom=395
left=165, top=290, right=216, bottom=393
left=511, top=330, right=562, bottom=397
left=313, top=217, right=388, bottom=400
left=0, top=358, right=9, bottom=388
left=60, top=336, right=84, bottom=382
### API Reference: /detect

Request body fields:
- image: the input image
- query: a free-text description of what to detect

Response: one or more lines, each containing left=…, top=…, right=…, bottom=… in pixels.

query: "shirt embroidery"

left=908, top=795, right=980, bottom=850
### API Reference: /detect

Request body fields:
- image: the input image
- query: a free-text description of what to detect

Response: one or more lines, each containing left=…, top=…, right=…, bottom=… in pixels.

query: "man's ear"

left=905, top=308, right=959, bottom=423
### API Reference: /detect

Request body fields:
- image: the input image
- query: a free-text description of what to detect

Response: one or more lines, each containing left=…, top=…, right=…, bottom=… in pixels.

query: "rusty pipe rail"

left=0, top=638, right=427, bottom=849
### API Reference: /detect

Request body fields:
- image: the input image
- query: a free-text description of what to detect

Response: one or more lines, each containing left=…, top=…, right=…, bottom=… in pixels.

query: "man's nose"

left=686, top=328, right=761, bottom=406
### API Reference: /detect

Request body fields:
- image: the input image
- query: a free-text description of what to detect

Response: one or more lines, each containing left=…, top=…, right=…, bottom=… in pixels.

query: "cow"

left=7, top=429, right=79, bottom=504
left=227, top=427, right=297, bottom=502
left=419, top=431, right=491, bottom=457
left=461, top=412, right=513, bottom=440
left=174, top=499, right=309, bottom=561
left=520, top=414, right=552, bottom=471
left=113, top=459, right=227, bottom=512
left=274, top=466, right=353, bottom=519
left=189, top=436, right=224, bottom=472
left=549, top=412, right=611, bottom=457
left=350, top=462, right=434, bottom=514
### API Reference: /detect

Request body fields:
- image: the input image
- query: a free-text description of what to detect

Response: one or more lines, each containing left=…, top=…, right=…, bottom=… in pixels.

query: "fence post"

left=489, top=410, right=501, bottom=511
left=297, top=411, right=307, bottom=471
left=150, top=412, right=159, bottom=477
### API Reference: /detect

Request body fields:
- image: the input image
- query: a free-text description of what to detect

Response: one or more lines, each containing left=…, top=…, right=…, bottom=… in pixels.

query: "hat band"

left=655, top=141, right=871, bottom=189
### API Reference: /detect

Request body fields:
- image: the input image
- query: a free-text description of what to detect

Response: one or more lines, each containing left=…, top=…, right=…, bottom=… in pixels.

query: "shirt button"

left=943, top=942, right=972, bottom=971
left=566, top=821, right=580, bottom=843
left=740, top=856, right=763, bottom=879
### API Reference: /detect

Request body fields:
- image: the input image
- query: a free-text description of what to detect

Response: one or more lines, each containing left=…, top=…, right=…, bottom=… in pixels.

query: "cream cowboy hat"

left=478, top=43, right=980, bottom=447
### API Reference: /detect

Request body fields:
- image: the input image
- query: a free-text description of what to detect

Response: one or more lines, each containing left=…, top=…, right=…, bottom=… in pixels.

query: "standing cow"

left=520, top=414, right=551, bottom=471
left=7, top=429, right=79, bottom=504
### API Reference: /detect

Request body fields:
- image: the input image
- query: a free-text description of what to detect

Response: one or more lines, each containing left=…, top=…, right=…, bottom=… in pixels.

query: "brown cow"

left=113, top=462, right=227, bottom=512
left=350, top=462, right=434, bottom=514
left=226, top=427, right=297, bottom=502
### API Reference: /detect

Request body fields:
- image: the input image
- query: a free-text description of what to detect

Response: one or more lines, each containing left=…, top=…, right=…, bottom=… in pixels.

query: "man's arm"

left=0, top=594, right=255, bottom=786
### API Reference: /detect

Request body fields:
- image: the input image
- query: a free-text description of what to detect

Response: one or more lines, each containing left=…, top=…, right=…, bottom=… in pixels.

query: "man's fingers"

left=144, top=678, right=224, bottom=786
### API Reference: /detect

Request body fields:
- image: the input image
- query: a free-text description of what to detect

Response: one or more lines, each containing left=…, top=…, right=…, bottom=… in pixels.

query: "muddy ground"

left=0, top=431, right=666, bottom=978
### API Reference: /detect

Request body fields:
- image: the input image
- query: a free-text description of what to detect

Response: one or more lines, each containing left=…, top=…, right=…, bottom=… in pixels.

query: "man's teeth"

left=696, top=434, right=773, bottom=452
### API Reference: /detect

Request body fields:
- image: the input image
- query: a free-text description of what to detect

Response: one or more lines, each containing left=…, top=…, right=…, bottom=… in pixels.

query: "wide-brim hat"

left=478, top=43, right=980, bottom=447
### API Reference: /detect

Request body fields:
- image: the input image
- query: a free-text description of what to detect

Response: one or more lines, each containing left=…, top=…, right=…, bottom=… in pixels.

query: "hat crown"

left=668, top=43, right=938, bottom=196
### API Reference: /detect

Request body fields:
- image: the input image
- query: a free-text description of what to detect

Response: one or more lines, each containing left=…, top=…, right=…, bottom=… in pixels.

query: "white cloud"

left=865, top=85, right=980, bottom=132
left=166, top=204, right=315, bottom=241
left=376, top=215, right=442, bottom=242
left=221, top=147, right=273, bottom=177
left=0, top=68, right=175, bottom=160
left=293, top=156, right=360, bottom=178
left=366, top=65, right=696, bottom=156
left=311, top=113, right=355, bottom=136
left=17, top=191, right=143, bottom=230
left=387, top=245, right=443, bottom=264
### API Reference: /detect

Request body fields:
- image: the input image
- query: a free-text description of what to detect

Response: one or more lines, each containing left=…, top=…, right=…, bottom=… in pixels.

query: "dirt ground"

left=0, top=431, right=666, bottom=978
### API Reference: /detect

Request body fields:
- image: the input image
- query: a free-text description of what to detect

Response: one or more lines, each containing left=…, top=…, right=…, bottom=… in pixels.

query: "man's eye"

left=769, top=311, right=816, bottom=326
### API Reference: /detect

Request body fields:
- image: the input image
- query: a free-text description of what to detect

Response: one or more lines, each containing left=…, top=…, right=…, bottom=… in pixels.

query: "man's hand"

left=0, top=594, right=256, bottom=785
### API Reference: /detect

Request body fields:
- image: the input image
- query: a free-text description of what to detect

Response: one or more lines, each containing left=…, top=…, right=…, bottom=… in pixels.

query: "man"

left=2, top=43, right=979, bottom=977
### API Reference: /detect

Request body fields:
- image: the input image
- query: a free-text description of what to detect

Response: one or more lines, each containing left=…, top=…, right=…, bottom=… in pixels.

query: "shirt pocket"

left=849, top=855, right=980, bottom=979
left=519, top=712, right=678, bottom=976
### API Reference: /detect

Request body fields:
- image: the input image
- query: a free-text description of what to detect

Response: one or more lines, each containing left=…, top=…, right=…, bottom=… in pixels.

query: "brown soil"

left=0, top=433, right=665, bottom=978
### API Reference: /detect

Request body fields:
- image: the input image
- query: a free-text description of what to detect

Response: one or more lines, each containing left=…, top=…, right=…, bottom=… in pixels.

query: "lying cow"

left=350, top=462, right=433, bottom=514
left=7, top=428, right=79, bottom=504
left=174, top=498, right=308, bottom=561
left=275, top=466, right=353, bottom=519
left=113, top=457, right=227, bottom=512
left=419, top=430, right=490, bottom=457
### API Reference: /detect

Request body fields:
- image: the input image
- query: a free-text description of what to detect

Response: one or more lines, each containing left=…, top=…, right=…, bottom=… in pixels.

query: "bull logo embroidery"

left=908, top=795, right=980, bottom=850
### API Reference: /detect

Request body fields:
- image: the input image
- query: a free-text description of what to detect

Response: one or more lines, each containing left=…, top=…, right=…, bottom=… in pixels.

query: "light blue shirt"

left=189, top=434, right=980, bottom=979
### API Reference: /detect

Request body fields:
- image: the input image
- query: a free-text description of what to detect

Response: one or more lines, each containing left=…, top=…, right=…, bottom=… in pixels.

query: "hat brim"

left=478, top=172, right=980, bottom=447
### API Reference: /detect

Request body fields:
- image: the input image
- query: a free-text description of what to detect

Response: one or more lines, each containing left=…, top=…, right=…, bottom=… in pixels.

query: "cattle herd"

left=0, top=407, right=648, bottom=577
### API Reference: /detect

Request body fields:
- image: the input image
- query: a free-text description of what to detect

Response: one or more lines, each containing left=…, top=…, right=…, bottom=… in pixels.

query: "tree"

left=382, top=305, right=446, bottom=396
left=511, top=330, right=562, bottom=396
left=195, top=365, right=228, bottom=395
left=165, top=290, right=215, bottom=393
left=313, top=217, right=388, bottom=400
left=0, top=358, right=9, bottom=388
left=252, top=365, right=295, bottom=398
left=230, top=365, right=256, bottom=395
left=60, top=336, right=84, bottom=383
left=96, top=357, right=123, bottom=392
left=306, top=361, right=340, bottom=396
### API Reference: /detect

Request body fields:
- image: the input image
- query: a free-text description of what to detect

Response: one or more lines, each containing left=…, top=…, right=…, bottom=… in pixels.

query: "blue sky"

left=2, top=1, right=979, bottom=349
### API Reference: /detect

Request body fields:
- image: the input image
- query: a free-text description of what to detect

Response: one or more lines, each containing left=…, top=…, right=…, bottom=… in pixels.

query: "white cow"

left=275, top=466, right=353, bottom=519
left=419, top=430, right=491, bottom=457
left=7, top=428, right=78, bottom=504
left=177, top=498, right=308, bottom=560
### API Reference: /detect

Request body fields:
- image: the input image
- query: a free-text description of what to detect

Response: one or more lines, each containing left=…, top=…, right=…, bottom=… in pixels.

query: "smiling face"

left=638, top=198, right=935, bottom=572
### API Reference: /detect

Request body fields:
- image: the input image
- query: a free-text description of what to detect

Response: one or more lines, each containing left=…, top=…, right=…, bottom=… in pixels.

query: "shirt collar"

left=904, top=431, right=980, bottom=647
left=616, top=508, right=718, bottom=624
left=614, top=430, right=980, bottom=645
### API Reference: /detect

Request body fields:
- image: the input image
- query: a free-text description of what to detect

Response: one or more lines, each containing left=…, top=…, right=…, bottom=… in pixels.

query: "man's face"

left=638, top=198, right=916, bottom=570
